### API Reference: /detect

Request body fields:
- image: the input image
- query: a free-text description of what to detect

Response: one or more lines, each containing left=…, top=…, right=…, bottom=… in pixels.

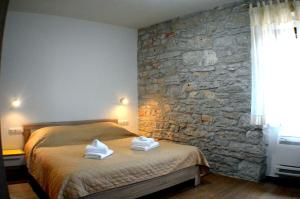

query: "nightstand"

left=3, top=149, right=28, bottom=183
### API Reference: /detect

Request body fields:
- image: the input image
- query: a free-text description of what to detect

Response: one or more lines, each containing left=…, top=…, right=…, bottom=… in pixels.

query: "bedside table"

left=3, top=149, right=28, bottom=183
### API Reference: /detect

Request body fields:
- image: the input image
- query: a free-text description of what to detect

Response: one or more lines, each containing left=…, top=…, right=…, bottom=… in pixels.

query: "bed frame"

left=23, top=119, right=202, bottom=199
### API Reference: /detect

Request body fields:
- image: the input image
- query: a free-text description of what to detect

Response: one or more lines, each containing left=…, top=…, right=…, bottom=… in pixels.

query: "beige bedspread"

left=25, top=122, right=209, bottom=199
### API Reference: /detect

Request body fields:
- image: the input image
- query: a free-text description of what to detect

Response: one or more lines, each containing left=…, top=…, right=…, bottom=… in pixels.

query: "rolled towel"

left=132, top=136, right=155, bottom=147
left=92, top=139, right=108, bottom=148
left=132, top=142, right=154, bottom=148
left=131, top=141, right=160, bottom=151
left=137, top=136, right=154, bottom=142
left=85, top=139, right=109, bottom=154
left=85, top=149, right=114, bottom=160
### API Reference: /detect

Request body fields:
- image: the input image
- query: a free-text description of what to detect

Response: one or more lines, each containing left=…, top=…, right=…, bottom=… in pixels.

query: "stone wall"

left=137, top=1, right=266, bottom=181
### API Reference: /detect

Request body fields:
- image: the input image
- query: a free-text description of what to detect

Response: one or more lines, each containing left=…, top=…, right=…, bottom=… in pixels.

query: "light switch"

left=8, top=127, right=23, bottom=135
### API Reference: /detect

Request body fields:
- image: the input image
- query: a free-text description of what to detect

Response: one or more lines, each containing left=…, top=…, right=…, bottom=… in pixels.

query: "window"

left=250, top=1, right=300, bottom=137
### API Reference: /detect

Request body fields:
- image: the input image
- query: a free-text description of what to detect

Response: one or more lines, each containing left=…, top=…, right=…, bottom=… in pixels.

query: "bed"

left=23, top=119, right=209, bottom=199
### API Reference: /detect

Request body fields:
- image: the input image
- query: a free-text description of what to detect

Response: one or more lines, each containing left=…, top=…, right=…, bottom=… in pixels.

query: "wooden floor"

left=8, top=173, right=300, bottom=199
left=8, top=182, right=38, bottom=199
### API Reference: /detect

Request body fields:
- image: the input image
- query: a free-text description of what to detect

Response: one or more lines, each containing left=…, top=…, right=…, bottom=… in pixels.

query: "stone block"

left=238, top=160, right=263, bottom=181
left=202, top=90, right=216, bottom=99
left=229, top=141, right=265, bottom=155
left=225, top=12, right=250, bottom=29
left=186, top=35, right=213, bottom=49
left=183, top=50, right=218, bottom=67
left=159, top=51, right=182, bottom=59
left=238, top=113, right=251, bottom=128
left=200, top=115, right=214, bottom=124
left=246, top=130, right=263, bottom=144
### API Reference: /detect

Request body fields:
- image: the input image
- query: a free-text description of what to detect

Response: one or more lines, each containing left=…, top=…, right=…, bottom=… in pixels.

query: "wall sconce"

left=120, top=97, right=129, bottom=105
left=11, top=98, right=22, bottom=108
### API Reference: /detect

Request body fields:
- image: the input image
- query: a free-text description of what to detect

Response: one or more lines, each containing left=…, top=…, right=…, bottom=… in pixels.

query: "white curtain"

left=250, top=0, right=300, bottom=135
left=295, top=1, right=300, bottom=30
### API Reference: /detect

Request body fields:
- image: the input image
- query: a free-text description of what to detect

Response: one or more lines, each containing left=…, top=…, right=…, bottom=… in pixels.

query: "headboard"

left=23, top=119, right=118, bottom=145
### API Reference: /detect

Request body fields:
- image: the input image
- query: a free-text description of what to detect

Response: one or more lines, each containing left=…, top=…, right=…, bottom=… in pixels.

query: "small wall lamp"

left=120, top=97, right=129, bottom=105
left=11, top=98, right=22, bottom=108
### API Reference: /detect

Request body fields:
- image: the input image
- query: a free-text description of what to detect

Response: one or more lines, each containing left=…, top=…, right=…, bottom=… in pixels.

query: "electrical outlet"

left=118, top=120, right=129, bottom=126
left=8, top=127, right=23, bottom=135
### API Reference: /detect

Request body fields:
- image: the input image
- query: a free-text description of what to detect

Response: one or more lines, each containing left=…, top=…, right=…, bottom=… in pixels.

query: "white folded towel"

left=86, top=139, right=109, bottom=154
left=85, top=139, right=113, bottom=159
left=132, top=136, right=155, bottom=147
left=92, top=139, right=107, bottom=148
left=131, top=141, right=160, bottom=151
left=84, top=149, right=114, bottom=160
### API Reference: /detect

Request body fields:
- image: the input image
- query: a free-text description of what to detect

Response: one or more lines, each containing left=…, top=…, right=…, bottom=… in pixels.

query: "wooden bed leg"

left=194, top=173, right=201, bottom=186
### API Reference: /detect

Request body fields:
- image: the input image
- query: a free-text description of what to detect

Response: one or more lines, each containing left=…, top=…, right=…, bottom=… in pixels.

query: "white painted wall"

left=0, top=12, right=138, bottom=149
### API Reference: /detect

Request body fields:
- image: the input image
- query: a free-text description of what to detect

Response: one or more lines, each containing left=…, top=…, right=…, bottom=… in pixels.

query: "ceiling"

left=9, top=0, right=239, bottom=29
